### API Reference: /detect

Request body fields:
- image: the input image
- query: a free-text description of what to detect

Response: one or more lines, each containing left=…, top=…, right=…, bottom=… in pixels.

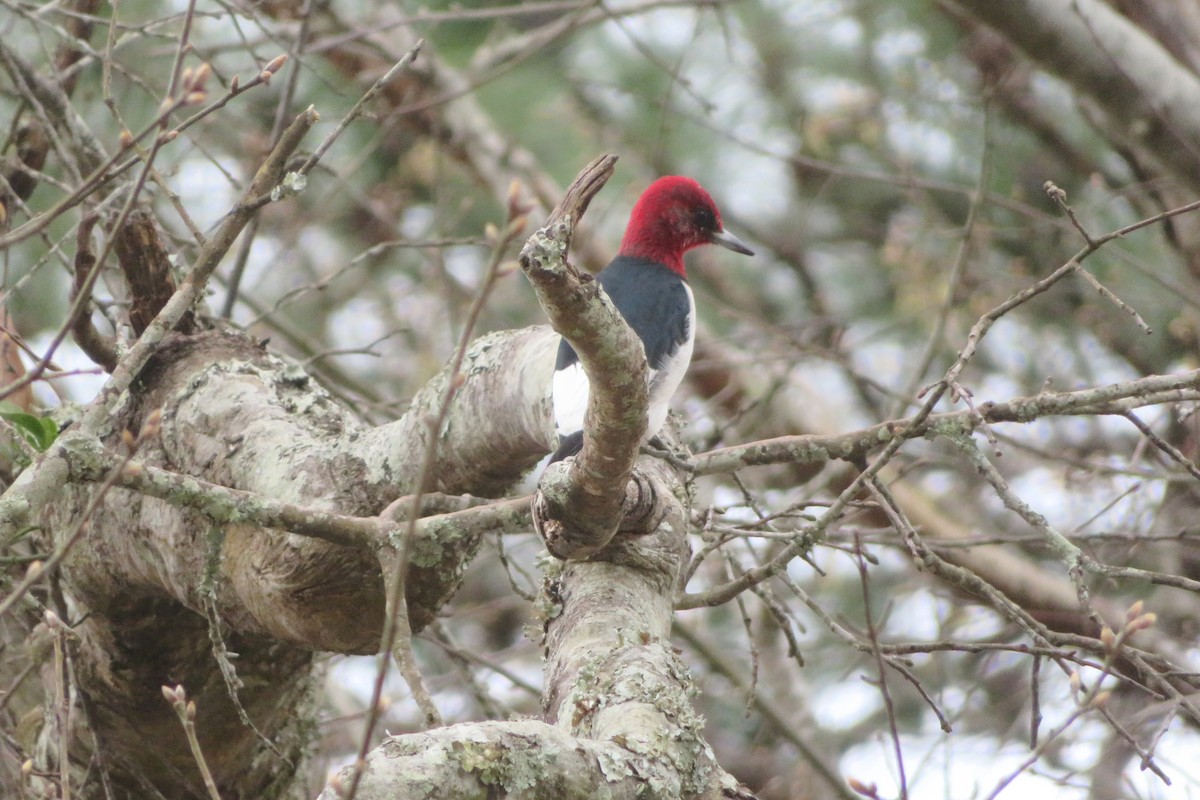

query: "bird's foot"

left=640, top=438, right=694, bottom=471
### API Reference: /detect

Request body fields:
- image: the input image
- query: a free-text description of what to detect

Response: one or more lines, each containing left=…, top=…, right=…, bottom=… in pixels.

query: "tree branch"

left=520, top=154, right=656, bottom=558
left=325, top=456, right=756, bottom=799
left=0, top=105, right=318, bottom=535
left=945, top=0, right=1200, bottom=192
left=690, top=369, right=1200, bottom=475
left=69, top=213, right=117, bottom=371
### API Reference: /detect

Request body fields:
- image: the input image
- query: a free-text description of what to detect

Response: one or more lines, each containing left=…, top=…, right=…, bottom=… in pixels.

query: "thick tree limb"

left=5, top=92, right=560, bottom=794
left=0, top=105, right=318, bottom=535
left=325, top=456, right=755, bottom=800
left=57, top=324, right=550, bottom=643
left=521, top=154, right=655, bottom=558
left=945, top=0, right=1200, bottom=192
left=21, top=319, right=557, bottom=797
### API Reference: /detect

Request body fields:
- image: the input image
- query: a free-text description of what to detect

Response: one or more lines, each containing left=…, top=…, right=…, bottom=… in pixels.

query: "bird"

left=550, top=175, right=753, bottom=463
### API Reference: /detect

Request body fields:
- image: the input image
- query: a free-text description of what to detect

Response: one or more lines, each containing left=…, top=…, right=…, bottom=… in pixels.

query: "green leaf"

left=0, top=402, right=59, bottom=452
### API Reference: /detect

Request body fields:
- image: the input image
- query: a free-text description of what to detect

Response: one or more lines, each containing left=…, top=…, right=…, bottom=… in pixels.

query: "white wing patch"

left=552, top=283, right=695, bottom=443
left=552, top=361, right=590, bottom=438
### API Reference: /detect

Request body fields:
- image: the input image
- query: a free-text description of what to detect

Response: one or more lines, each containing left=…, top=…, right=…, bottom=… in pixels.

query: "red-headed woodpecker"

left=550, top=176, right=754, bottom=463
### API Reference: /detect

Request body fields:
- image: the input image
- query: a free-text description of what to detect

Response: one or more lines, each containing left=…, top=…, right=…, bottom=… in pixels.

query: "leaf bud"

left=141, top=407, right=163, bottom=441
left=1128, top=612, right=1157, bottom=632
left=1099, top=626, right=1117, bottom=651
left=263, top=54, right=289, bottom=75
left=847, top=777, right=878, bottom=798
left=1125, top=600, right=1144, bottom=622
left=190, top=62, right=211, bottom=91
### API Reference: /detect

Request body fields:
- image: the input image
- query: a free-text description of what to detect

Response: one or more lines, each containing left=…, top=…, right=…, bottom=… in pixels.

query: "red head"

left=618, top=176, right=753, bottom=275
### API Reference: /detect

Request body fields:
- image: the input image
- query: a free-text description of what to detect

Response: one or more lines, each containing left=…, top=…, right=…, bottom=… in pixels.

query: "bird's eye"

left=692, top=206, right=717, bottom=231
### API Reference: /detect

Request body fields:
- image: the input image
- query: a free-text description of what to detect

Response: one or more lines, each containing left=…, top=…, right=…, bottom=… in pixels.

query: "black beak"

left=708, top=227, right=754, bottom=256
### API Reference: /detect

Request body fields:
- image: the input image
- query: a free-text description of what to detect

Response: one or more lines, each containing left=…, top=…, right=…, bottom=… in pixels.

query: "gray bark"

left=325, top=458, right=752, bottom=800
left=947, top=0, right=1200, bottom=192
left=29, top=323, right=556, bottom=798
left=20, top=154, right=756, bottom=797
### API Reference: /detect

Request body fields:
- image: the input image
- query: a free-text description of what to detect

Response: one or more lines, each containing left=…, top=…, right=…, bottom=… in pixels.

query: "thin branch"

left=0, top=50, right=289, bottom=250
left=674, top=622, right=859, bottom=800
left=690, top=370, right=1200, bottom=476
left=983, top=694, right=1103, bottom=800
left=161, top=685, right=223, bottom=800
left=950, top=432, right=1200, bottom=594
left=926, top=192, right=1200, bottom=415
left=1122, top=411, right=1200, bottom=481
left=296, top=40, right=424, bottom=178
left=852, top=535, right=908, bottom=800
left=57, top=434, right=532, bottom=551
left=342, top=196, right=528, bottom=800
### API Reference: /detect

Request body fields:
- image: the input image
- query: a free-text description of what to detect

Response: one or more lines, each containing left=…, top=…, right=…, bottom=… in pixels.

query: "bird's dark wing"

left=550, top=257, right=691, bottom=463
left=555, top=257, right=691, bottom=371
left=594, top=256, right=691, bottom=370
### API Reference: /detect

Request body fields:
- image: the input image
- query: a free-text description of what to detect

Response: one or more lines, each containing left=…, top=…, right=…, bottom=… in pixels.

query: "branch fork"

left=533, top=462, right=668, bottom=558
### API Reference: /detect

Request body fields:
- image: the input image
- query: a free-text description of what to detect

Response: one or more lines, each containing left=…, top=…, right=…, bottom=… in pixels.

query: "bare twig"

left=296, top=40, right=424, bottom=178
left=1045, top=180, right=1096, bottom=246
left=342, top=196, right=528, bottom=800
left=0, top=51, right=289, bottom=250
left=161, top=684, right=222, bottom=800
left=864, top=474, right=1184, bottom=777
left=1030, top=654, right=1043, bottom=748
left=1122, top=410, right=1200, bottom=481
left=983, top=691, right=1104, bottom=800
left=674, top=622, right=859, bottom=800
left=950, top=432, right=1200, bottom=594
left=1070, top=262, right=1152, bottom=334
left=68, top=213, right=117, bottom=371
left=852, top=534, right=908, bottom=800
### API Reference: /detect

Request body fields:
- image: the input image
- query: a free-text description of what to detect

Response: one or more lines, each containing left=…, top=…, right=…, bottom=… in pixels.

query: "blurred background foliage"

left=3, top=0, right=1199, bottom=798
